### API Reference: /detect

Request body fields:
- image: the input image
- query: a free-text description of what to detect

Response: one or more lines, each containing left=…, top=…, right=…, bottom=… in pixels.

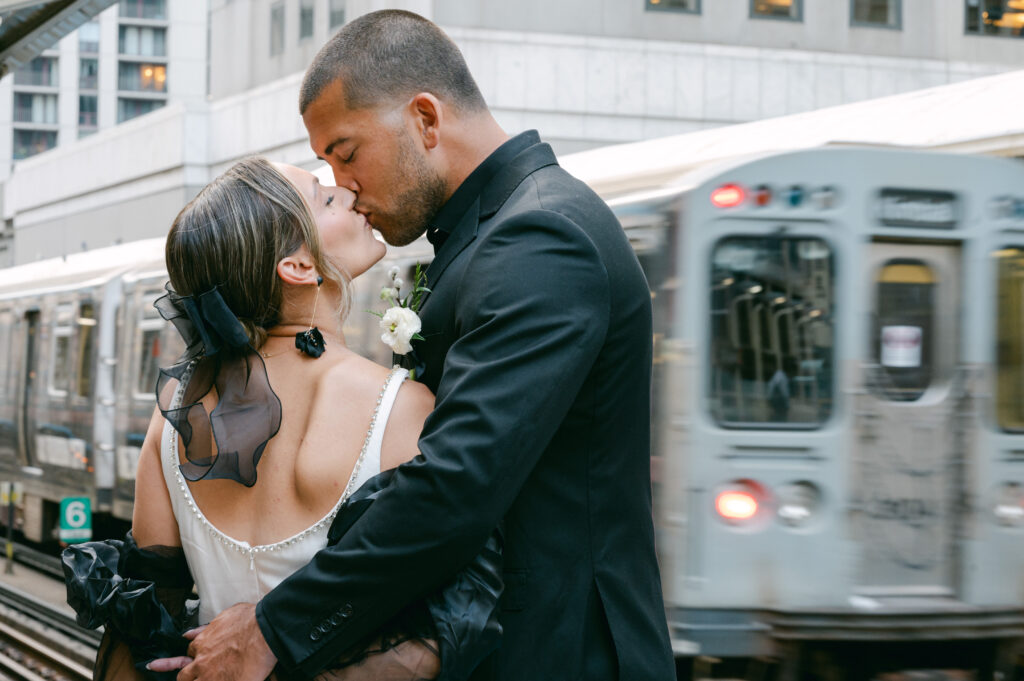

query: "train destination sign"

left=877, top=188, right=957, bottom=229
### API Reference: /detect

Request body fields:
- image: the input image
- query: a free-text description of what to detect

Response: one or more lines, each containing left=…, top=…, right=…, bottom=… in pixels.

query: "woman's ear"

left=277, top=247, right=318, bottom=286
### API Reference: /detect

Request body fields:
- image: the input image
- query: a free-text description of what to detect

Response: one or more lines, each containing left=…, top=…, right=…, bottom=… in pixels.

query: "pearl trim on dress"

left=167, top=362, right=403, bottom=570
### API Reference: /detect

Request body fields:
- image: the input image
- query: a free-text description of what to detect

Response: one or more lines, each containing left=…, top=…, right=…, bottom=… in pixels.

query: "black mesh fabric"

left=153, top=285, right=282, bottom=487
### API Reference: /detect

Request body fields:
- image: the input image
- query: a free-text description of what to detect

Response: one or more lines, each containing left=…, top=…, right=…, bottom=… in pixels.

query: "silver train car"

left=3, top=145, right=1024, bottom=677
left=564, top=145, right=1024, bottom=677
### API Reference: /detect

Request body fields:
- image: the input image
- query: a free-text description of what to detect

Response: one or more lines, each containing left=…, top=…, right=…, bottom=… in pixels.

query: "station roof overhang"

left=0, top=0, right=116, bottom=78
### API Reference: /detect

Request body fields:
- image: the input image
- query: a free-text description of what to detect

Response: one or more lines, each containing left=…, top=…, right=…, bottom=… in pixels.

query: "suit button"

left=337, top=603, right=353, bottom=619
left=310, top=630, right=321, bottom=641
left=329, top=613, right=343, bottom=626
left=318, top=623, right=331, bottom=634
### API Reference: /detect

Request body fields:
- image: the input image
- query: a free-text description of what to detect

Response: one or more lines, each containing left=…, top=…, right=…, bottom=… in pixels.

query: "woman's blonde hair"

left=166, top=156, right=349, bottom=348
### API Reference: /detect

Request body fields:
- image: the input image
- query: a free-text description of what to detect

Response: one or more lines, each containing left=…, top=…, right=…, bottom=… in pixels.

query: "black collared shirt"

left=426, top=130, right=541, bottom=254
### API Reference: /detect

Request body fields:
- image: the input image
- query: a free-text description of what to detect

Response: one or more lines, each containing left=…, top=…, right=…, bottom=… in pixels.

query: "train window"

left=871, top=260, right=934, bottom=402
left=996, top=248, right=1024, bottom=430
left=50, top=305, right=74, bottom=396
left=75, top=303, right=96, bottom=399
left=708, top=236, right=834, bottom=427
left=134, top=292, right=184, bottom=399
left=135, top=301, right=164, bottom=399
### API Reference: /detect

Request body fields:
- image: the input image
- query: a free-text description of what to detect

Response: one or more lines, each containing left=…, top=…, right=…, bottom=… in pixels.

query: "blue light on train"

left=786, top=185, right=805, bottom=207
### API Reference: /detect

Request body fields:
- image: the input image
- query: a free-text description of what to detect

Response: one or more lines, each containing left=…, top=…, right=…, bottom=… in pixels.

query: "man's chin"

left=378, top=223, right=426, bottom=247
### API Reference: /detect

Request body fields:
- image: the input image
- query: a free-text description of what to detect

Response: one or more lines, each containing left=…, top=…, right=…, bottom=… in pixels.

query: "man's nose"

left=332, top=167, right=359, bottom=193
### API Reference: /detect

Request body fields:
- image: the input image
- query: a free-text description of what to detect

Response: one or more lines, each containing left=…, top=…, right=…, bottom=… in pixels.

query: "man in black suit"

left=175, top=10, right=674, bottom=680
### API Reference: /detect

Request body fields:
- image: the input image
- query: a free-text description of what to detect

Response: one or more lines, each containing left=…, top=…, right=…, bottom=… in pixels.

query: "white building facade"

left=3, top=0, right=1024, bottom=264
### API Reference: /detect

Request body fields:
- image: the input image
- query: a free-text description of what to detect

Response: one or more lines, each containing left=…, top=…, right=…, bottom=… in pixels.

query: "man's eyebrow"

left=322, top=136, right=348, bottom=157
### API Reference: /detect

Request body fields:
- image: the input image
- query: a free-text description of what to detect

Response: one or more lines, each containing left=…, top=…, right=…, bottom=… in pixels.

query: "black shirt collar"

left=426, top=130, right=541, bottom=254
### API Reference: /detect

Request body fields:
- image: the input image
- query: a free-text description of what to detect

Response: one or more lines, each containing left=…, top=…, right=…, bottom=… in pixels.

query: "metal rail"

left=0, top=579, right=98, bottom=681
left=11, top=542, right=65, bottom=581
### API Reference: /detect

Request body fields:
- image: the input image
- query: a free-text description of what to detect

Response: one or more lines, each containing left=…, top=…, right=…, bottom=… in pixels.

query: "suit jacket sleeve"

left=255, top=209, right=612, bottom=677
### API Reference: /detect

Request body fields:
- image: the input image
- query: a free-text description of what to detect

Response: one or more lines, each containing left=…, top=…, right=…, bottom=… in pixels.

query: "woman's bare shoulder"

left=313, top=351, right=399, bottom=402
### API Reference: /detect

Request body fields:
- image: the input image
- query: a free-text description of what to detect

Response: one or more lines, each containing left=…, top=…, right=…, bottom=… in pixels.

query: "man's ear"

left=408, top=93, right=442, bottom=150
left=277, top=247, right=318, bottom=286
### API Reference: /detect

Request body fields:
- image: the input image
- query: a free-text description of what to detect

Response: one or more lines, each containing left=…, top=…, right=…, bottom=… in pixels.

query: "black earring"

left=295, top=275, right=326, bottom=358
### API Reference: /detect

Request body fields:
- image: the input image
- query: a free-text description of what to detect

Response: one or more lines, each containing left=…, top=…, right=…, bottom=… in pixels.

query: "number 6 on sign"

left=59, top=497, right=92, bottom=544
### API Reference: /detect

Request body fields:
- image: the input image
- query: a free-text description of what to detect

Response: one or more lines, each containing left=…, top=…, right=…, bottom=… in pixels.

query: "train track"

left=0, top=577, right=98, bottom=681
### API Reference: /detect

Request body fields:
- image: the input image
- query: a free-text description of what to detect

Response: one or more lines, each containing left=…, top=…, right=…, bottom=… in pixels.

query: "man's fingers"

left=183, top=625, right=207, bottom=640
left=176, top=660, right=199, bottom=681
left=146, top=656, right=192, bottom=672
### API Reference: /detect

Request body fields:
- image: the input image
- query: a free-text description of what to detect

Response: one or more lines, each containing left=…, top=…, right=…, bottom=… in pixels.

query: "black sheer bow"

left=154, top=285, right=282, bottom=487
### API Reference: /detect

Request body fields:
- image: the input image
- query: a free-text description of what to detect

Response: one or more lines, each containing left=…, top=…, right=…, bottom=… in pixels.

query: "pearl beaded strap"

left=167, top=363, right=404, bottom=570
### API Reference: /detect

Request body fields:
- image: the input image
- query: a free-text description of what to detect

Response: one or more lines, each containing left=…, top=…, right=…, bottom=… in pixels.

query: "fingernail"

left=145, top=663, right=153, bottom=670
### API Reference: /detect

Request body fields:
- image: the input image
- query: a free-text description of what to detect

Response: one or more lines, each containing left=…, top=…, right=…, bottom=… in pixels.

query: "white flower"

left=393, top=277, right=404, bottom=289
left=388, top=266, right=401, bottom=282
left=379, top=306, right=421, bottom=354
left=380, top=286, right=399, bottom=303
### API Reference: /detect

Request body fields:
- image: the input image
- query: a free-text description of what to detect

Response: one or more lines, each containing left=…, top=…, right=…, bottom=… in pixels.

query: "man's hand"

left=154, top=603, right=277, bottom=681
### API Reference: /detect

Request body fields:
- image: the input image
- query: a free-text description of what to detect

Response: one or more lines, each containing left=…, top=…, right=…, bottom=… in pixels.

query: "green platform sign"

left=59, top=497, right=91, bottom=544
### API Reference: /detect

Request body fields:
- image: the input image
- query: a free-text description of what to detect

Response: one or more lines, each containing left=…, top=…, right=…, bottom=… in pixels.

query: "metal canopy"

left=0, top=0, right=116, bottom=78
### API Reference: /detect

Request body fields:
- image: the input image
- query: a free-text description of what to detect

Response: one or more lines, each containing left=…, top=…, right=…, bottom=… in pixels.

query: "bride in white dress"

left=132, top=157, right=437, bottom=678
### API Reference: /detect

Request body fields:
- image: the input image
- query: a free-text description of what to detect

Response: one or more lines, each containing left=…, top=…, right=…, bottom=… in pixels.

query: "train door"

left=17, top=310, right=40, bottom=468
left=853, top=242, right=964, bottom=595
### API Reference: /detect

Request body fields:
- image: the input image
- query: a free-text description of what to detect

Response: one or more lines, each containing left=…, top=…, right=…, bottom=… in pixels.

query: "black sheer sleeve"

left=62, top=531, right=196, bottom=680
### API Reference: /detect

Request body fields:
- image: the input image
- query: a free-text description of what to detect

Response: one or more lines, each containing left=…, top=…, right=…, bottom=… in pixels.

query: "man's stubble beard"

left=377, top=131, right=449, bottom=247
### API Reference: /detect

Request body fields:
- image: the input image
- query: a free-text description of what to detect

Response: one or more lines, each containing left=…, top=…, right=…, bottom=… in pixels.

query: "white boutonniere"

left=372, top=264, right=429, bottom=360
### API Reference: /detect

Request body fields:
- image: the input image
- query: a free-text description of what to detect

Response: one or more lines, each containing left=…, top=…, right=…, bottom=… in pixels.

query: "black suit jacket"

left=256, top=133, right=674, bottom=680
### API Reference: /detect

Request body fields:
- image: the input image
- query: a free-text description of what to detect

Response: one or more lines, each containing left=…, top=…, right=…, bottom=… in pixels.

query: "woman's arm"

left=131, top=407, right=181, bottom=548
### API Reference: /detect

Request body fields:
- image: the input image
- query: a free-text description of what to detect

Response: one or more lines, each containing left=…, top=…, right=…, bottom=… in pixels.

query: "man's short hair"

left=300, top=10, right=487, bottom=115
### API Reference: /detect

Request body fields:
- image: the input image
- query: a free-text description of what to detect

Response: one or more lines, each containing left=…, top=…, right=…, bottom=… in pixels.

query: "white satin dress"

left=159, top=366, right=408, bottom=624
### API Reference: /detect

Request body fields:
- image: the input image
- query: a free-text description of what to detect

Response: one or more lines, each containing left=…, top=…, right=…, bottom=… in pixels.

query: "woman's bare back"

left=162, top=344, right=434, bottom=548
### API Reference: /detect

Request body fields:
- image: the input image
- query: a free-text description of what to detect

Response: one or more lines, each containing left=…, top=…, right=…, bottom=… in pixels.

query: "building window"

left=300, top=0, right=314, bottom=39
left=118, top=62, right=167, bottom=92
left=80, top=58, right=99, bottom=90
left=79, top=96, right=98, bottom=129
left=79, top=21, right=100, bottom=54
left=117, top=97, right=165, bottom=123
left=329, top=0, right=346, bottom=29
left=966, top=0, right=1024, bottom=36
left=646, top=0, right=700, bottom=12
left=852, top=0, right=900, bottom=27
left=751, top=0, right=802, bottom=20
left=119, top=0, right=167, bottom=20
left=119, top=25, right=167, bottom=57
left=13, top=57, right=58, bottom=87
left=13, top=93, right=58, bottom=125
left=13, top=130, right=57, bottom=160
left=271, top=2, right=285, bottom=56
